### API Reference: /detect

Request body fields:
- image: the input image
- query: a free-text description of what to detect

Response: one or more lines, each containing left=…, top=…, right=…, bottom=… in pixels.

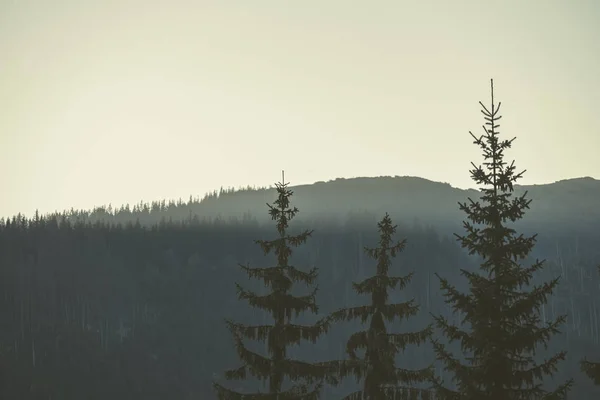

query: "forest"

left=1, top=81, right=600, bottom=399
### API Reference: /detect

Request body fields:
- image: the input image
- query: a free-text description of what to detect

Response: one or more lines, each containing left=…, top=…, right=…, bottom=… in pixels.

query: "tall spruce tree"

left=580, top=265, right=600, bottom=385
left=213, top=171, right=333, bottom=400
left=431, top=79, right=573, bottom=399
left=327, top=212, right=434, bottom=399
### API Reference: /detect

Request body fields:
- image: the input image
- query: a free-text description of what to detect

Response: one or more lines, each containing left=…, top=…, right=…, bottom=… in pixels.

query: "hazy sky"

left=1, top=0, right=599, bottom=217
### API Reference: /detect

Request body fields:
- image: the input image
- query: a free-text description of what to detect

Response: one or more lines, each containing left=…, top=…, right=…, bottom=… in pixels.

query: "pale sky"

left=1, top=0, right=599, bottom=218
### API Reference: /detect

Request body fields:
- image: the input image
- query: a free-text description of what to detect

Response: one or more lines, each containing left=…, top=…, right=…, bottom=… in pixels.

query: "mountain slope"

left=55, top=175, right=600, bottom=235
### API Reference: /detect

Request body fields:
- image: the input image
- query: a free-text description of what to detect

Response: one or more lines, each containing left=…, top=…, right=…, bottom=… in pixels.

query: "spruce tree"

left=431, top=79, right=573, bottom=399
left=213, top=171, right=333, bottom=400
left=327, top=212, right=434, bottom=399
left=580, top=265, right=600, bottom=385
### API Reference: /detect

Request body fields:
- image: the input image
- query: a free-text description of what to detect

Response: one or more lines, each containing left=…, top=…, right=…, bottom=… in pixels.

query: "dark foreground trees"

left=213, top=172, right=334, bottom=399
left=431, top=79, right=572, bottom=399
left=328, top=213, right=433, bottom=399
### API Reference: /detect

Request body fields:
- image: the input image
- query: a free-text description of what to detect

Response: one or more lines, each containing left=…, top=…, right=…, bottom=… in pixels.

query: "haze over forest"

left=2, top=168, right=600, bottom=398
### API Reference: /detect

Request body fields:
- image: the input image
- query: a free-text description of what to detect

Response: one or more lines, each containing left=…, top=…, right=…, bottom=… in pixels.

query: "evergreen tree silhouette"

left=581, top=266, right=600, bottom=385
left=213, top=171, right=333, bottom=400
left=327, top=212, right=434, bottom=399
left=431, top=79, right=573, bottom=399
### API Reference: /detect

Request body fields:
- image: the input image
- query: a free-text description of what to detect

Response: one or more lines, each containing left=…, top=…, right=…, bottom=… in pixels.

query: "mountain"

left=54, top=175, right=600, bottom=236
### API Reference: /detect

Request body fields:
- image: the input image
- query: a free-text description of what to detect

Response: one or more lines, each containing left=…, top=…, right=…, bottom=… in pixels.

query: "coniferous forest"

left=1, top=80, right=600, bottom=399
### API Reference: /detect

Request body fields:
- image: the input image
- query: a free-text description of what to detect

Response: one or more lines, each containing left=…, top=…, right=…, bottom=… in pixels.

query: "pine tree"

left=327, top=212, right=434, bottom=399
left=580, top=265, right=600, bottom=385
left=431, top=79, right=573, bottom=399
left=213, top=171, right=334, bottom=400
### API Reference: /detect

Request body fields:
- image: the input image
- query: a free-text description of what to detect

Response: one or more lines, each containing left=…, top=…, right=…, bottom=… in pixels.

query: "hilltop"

left=44, top=175, right=600, bottom=236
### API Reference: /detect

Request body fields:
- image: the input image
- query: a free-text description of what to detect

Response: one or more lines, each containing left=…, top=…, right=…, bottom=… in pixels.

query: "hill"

left=45, top=175, right=600, bottom=236
left=1, top=175, right=599, bottom=398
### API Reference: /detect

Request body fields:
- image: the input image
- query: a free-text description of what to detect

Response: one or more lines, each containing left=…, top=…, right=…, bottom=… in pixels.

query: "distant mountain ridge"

left=47, top=175, right=600, bottom=236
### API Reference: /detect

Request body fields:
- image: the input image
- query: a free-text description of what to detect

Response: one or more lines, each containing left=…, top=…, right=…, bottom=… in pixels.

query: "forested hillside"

left=0, top=186, right=599, bottom=398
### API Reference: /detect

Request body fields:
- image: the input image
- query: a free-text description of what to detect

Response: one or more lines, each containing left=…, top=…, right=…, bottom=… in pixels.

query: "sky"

left=1, top=0, right=599, bottom=218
